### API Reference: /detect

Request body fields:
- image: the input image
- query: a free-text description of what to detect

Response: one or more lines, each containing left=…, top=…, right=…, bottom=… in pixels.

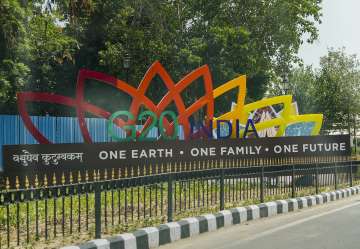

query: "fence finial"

left=25, top=176, right=30, bottom=189
left=35, top=175, right=39, bottom=188
left=104, top=168, right=108, bottom=180
left=52, top=173, right=57, bottom=185
left=70, top=171, right=74, bottom=183
left=61, top=172, right=66, bottom=185
left=93, top=170, right=97, bottom=181
left=6, top=177, right=10, bottom=190
left=44, top=174, right=48, bottom=187
left=15, top=176, right=20, bottom=190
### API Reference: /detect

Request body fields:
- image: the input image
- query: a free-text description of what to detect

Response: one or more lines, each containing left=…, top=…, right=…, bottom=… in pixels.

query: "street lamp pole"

left=282, top=74, right=289, bottom=95
left=123, top=53, right=131, bottom=83
left=354, top=115, right=357, bottom=156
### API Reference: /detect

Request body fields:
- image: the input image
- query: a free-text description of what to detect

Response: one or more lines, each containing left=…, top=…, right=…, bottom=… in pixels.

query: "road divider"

left=60, top=186, right=360, bottom=249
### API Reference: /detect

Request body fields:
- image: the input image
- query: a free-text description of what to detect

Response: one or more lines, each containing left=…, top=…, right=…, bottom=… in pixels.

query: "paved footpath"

left=160, top=194, right=360, bottom=249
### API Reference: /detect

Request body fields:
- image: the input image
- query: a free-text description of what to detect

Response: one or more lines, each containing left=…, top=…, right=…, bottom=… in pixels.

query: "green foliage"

left=0, top=0, right=322, bottom=116
left=267, top=65, right=318, bottom=114
left=0, top=0, right=30, bottom=113
left=267, top=48, right=360, bottom=134
left=0, top=60, right=30, bottom=104
left=315, top=48, right=360, bottom=132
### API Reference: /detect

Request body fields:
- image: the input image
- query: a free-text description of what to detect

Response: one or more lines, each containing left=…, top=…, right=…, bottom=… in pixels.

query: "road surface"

left=160, top=195, right=360, bottom=249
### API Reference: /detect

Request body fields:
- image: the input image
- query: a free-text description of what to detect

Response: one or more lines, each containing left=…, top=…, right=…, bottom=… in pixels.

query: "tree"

left=0, top=0, right=323, bottom=116
left=0, top=0, right=30, bottom=113
left=267, top=66, right=318, bottom=114
left=267, top=48, right=360, bottom=134
left=25, top=1, right=78, bottom=114
left=314, top=48, right=360, bottom=132
left=64, top=0, right=322, bottom=115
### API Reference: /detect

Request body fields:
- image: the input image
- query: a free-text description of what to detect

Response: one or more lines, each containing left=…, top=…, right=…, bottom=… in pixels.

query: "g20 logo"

left=108, top=110, right=179, bottom=141
left=16, top=61, right=322, bottom=145
left=107, top=110, right=259, bottom=142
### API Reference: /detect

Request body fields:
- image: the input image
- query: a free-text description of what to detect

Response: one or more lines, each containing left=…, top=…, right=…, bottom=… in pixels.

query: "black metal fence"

left=0, top=161, right=358, bottom=248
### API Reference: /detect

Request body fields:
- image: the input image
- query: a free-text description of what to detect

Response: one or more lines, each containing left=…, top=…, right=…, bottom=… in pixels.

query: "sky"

left=298, top=0, right=360, bottom=67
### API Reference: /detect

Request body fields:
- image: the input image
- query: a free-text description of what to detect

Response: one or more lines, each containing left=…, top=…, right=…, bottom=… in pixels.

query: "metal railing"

left=0, top=161, right=358, bottom=248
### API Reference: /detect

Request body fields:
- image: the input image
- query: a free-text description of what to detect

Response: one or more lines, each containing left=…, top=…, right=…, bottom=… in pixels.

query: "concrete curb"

left=61, top=186, right=360, bottom=249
